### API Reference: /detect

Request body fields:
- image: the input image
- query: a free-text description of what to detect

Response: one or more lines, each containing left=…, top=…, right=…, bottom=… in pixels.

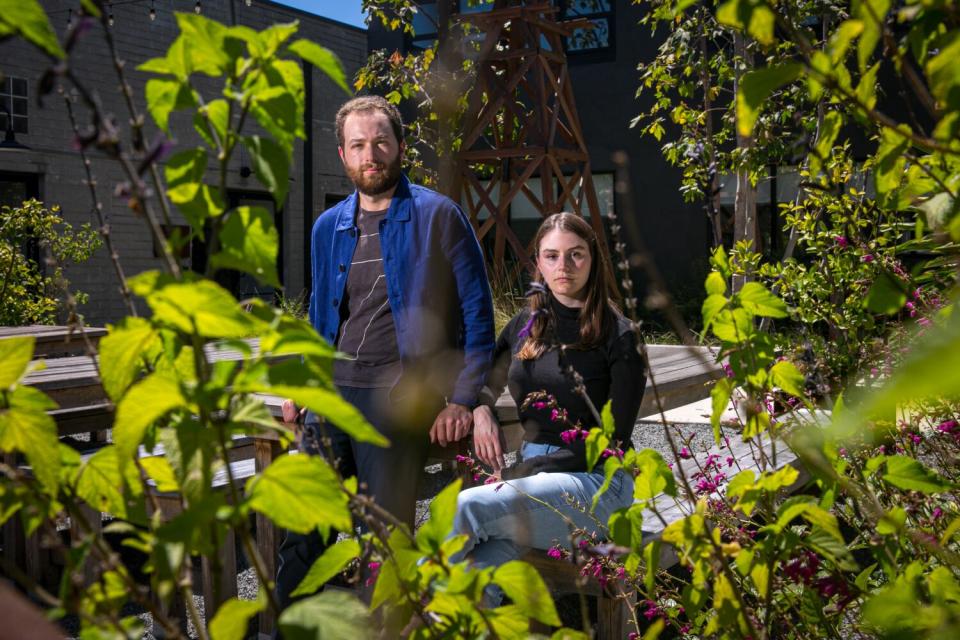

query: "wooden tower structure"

left=452, top=1, right=605, bottom=269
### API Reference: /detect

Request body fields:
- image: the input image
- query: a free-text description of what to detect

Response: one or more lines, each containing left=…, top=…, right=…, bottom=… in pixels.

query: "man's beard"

left=345, top=155, right=402, bottom=197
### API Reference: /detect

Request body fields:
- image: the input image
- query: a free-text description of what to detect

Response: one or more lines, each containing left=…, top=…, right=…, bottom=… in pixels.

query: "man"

left=275, top=95, right=495, bottom=607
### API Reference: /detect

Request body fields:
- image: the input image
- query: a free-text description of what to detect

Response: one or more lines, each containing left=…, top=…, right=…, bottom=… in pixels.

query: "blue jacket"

left=308, top=175, right=495, bottom=408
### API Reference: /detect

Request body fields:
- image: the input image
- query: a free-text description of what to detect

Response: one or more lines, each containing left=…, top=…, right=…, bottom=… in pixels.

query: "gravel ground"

left=58, top=419, right=720, bottom=638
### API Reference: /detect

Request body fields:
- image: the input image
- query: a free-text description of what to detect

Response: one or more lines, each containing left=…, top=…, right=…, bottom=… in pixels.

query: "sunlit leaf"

left=245, top=454, right=351, bottom=536
left=289, top=38, right=351, bottom=95
left=292, top=538, right=360, bottom=597
left=493, top=561, right=561, bottom=626
left=210, top=206, right=280, bottom=288
left=278, top=590, right=372, bottom=640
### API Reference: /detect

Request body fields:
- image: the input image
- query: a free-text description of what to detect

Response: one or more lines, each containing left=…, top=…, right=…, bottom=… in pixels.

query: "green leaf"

left=174, top=12, right=230, bottom=76
left=738, top=282, right=788, bottom=318
left=145, top=78, right=196, bottom=134
left=416, top=478, right=462, bottom=553
left=711, top=308, right=754, bottom=343
left=237, top=360, right=387, bottom=446
left=876, top=506, right=907, bottom=535
left=98, top=318, right=159, bottom=402
left=250, top=87, right=300, bottom=154
left=805, top=527, right=858, bottom=571
left=809, top=111, right=842, bottom=178
left=75, top=446, right=140, bottom=520
left=243, top=136, right=290, bottom=207
left=600, top=399, right=615, bottom=437
left=113, top=373, right=185, bottom=467
left=856, top=61, right=881, bottom=111
left=927, top=31, right=960, bottom=110
left=493, top=561, right=561, bottom=627
left=254, top=21, right=300, bottom=59
left=0, top=387, right=59, bottom=494
left=728, top=470, right=759, bottom=515
left=143, top=280, right=259, bottom=338
left=711, top=377, right=734, bottom=444
left=0, top=336, right=34, bottom=388
left=882, top=455, right=956, bottom=493
left=716, top=0, right=777, bottom=46
left=288, top=39, right=351, bottom=95
left=0, top=0, right=64, bottom=58
left=209, top=595, right=266, bottom=640
left=210, top=206, right=280, bottom=288
left=874, top=125, right=911, bottom=209
left=854, top=0, right=891, bottom=72
left=592, top=456, right=623, bottom=511
left=291, top=538, right=360, bottom=597
left=770, top=361, right=805, bottom=398
left=702, top=294, right=728, bottom=332
left=167, top=182, right=225, bottom=234
left=139, top=456, right=179, bottom=492
left=245, top=454, right=352, bottom=536
left=633, top=448, right=676, bottom=501
left=278, top=590, right=372, bottom=640
left=736, top=64, right=802, bottom=138
left=828, top=20, right=864, bottom=65
left=864, top=270, right=908, bottom=315
left=585, top=428, right=609, bottom=472
left=705, top=271, right=726, bottom=296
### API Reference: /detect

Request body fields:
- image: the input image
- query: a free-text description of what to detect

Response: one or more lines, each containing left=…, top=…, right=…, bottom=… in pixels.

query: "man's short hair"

left=335, top=95, right=404, bottom=148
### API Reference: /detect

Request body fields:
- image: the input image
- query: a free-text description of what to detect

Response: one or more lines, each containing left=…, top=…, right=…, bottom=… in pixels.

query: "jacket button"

left=332, top=298, right=338, bottom=307
left=338, top=263, right=346, bottom=272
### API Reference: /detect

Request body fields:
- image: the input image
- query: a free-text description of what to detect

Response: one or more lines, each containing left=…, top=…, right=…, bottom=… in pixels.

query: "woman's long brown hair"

left=517, top=212, right=621, bottom=360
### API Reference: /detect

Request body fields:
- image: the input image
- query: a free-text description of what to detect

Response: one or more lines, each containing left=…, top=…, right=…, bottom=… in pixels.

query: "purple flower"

left=547, top=546, right=563, bottom=560
left=725, top=456, right=735, bottom=467
left=601, top=447, right=624, bottom=460
left=861, top=253, right=874, bottom=263
left=835, top=235, right=848, bottom=248
left=532, top=401, right=548, bottom=410
left=722, top=362, right=735, bottom=378
left=550, top=407, right=568, bottom=422
left=933, top=507, right=944, bottom=520
left=918, top=317, right=932, bottom=327
left=679, top=447, right=692, bottom=460
left=937, top=419, right=958, bottom=434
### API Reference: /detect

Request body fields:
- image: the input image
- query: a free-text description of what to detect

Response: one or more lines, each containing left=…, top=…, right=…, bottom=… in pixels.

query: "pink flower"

left=933, top=507, right=944, bottom=520
left=365, top=561, right=382, bottom=587
left=835, top=235, right=848, bottom=248
left=679, top=447, right=692, bottom=460
left=484, top=475, right=499, bottom=485
left=532, top=401, right=548, bottom=410
left=937, top=420, right=958, bottom=434
left=722, top=362, right=735, bottom=378
left=547, top=546, right=563, bottom=560
left=725, top=456, right=734, bottom=467
left=918, top=317, right=932, bottom=327
left=861, top=254, right=874, bottom=263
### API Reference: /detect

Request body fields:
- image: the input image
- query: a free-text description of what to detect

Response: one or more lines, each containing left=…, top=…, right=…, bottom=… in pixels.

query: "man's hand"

left=281, top=399, right=306, bottom=441
left=429, top=402, right=472, bottom=447
left=472, top=405, right=504, bottom=472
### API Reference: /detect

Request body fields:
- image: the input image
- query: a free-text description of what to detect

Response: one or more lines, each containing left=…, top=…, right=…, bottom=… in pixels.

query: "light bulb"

left=108, top=13, right=114, bottom=27
left=195, top=1, right=201, bottom=14
left=149, top=8, right=156, bottom=20
left=245, top=0, right=252, bottom=5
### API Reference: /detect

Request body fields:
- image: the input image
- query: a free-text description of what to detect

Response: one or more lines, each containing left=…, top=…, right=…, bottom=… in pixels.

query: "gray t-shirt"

left=333, top=206, right=402, bottom=387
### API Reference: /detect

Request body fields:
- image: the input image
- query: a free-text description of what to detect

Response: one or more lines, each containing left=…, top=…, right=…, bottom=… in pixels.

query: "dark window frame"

left=0, top=77, right=29, bottom=135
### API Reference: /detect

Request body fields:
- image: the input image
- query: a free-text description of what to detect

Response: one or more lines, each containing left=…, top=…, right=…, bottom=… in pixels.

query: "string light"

left=195, top=0, right=202, bottom=14
left=246, top=0, right=252, bottom=5
left=108, top=2, right=114, bottom=27
left=149, top=0, right=156, bottom=21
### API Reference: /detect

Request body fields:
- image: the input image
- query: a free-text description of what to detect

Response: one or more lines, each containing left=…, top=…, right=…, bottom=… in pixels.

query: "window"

left=560, top=0, right=614, bottom=56
left=0, top=77, right=28, bottom=135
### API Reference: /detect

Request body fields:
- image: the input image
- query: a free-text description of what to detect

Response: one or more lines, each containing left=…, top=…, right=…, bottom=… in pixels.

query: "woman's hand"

left=473, top=405, right=504, bottom=473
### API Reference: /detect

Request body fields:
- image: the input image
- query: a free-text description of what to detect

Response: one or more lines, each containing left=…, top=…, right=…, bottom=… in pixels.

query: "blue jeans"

left=450, top=442, right=634, bottom=605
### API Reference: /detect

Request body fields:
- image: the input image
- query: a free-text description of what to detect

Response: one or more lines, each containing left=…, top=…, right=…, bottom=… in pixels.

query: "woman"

left=451, top=212, right=646, bottom=602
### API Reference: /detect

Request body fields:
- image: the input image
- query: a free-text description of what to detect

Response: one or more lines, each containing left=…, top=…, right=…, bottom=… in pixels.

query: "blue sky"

left=272, top=1, right=367, bottom=29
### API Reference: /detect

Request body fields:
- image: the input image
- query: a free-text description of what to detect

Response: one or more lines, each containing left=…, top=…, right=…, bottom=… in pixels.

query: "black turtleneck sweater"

left=480, top=295, right=646, bottom=479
